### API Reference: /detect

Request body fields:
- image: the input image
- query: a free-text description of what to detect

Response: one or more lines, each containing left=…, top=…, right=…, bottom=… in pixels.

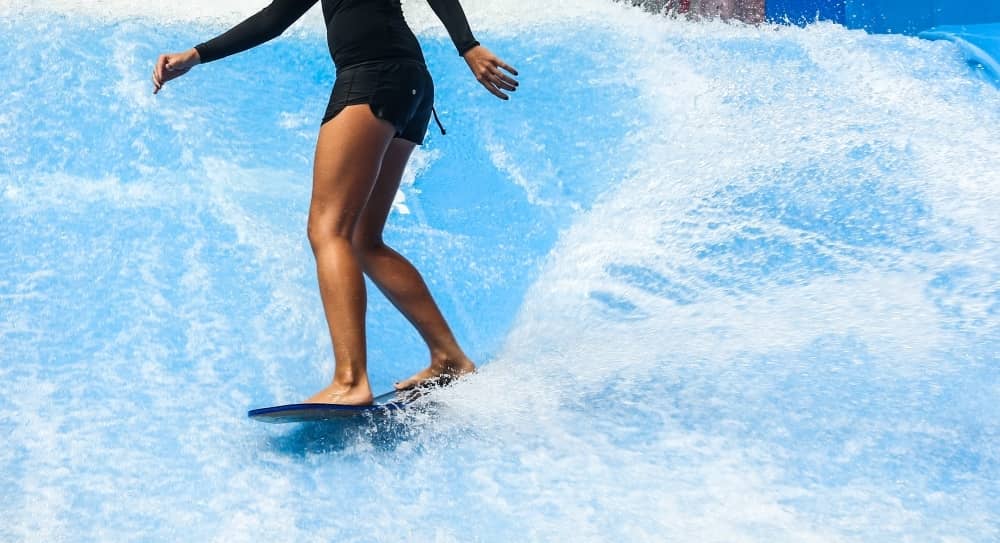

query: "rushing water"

left=2, top=1, right=999, bottom=541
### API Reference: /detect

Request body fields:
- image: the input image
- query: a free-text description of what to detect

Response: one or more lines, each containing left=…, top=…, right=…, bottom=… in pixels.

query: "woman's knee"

left=307, top=208, right=356, bottom=251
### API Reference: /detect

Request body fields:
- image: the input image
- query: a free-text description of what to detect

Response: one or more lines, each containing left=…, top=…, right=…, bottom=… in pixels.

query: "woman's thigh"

left=354, top=138, right=417, bottom=246
left=309, top=104, right=396, bottom=241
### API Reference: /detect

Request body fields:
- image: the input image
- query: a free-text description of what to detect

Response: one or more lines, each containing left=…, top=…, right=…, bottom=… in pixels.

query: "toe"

left=394, top=377, right=418, bottom=391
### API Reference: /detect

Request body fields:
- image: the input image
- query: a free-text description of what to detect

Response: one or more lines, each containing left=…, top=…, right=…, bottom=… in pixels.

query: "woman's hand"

left=462, top=45, right=518, bottom=100
left=152, top=48, right=201, bottom=94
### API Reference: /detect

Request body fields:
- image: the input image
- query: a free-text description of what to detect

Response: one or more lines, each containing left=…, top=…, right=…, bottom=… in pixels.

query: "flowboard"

left=248, top=390, right=408, bottom=423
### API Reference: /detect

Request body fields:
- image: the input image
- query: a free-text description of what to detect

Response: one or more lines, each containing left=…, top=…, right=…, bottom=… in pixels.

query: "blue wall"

left=767, top=0, right=1000, bottom=34
left=847, top=0, right=1000, bottom=34
left=766, top=0, right=845, bottom=25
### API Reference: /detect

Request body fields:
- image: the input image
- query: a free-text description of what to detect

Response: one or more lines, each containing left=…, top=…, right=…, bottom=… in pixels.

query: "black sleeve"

left=425, top=0, right=480, bottom=56
left=194, top=0, right=319, bottom=63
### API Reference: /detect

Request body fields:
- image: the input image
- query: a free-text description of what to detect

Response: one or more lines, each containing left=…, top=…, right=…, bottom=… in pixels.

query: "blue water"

left=2, top=2, right=999, bottom=541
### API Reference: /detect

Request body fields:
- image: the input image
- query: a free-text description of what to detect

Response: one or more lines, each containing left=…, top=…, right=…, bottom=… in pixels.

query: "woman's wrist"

left=459, top=42, right=481, bottom=58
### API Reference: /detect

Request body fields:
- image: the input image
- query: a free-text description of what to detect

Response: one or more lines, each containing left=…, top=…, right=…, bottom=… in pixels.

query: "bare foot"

left=394, top=354, right=476, bottom=391
left=303, top=382, right=374, bottom=405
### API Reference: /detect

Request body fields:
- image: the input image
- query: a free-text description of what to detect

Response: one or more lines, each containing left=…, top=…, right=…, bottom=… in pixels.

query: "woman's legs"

left=304, top=104, right=395, bottom=405
left=352, top=138, right=476, bottom=391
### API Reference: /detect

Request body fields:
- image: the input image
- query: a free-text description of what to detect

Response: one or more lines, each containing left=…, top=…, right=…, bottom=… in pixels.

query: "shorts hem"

left=319, top=102, right=426, bottom=146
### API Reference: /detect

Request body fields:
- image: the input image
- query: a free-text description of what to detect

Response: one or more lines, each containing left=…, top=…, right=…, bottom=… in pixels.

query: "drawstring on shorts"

left=431, top=106, right=446, bottom=135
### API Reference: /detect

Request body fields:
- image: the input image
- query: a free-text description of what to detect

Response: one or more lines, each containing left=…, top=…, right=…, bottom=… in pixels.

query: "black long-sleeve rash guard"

left=193, top=0, right=480, bottom=70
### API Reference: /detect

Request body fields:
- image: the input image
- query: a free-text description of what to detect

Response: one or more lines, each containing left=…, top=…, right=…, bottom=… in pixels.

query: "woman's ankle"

left=429, top=349, right=475, bottom=371
left=332, top=369, right=369, bottom=389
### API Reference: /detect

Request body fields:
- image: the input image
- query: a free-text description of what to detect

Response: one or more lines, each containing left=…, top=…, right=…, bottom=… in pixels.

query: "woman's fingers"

left=488, top=59, right=518, bottom=95
left=477, top=76, right=508, bottom=100
left=495, top=70, right=518, bottom=90
left=497, top=60, right=518, bottom=77
left=152, top=53, right=195, bottom=94
left=475, top=60, right=519, bottom=99
left=490, top=74, right=516, bottom=92
left=154, top=55, right=163, bottom=81
left=153, top=54, right=167, bottom=94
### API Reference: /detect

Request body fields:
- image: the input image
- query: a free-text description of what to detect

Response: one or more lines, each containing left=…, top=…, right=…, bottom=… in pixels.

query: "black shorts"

left=321, top=59, right=435, bottom=145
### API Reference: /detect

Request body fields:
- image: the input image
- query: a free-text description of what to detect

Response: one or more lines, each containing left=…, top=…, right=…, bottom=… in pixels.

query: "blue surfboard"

left=248, top=390, right=409, bottom=423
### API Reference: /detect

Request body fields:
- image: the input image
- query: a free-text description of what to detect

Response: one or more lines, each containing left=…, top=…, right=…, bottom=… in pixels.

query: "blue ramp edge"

left=920, top=23, right=1000, bottom=86
left=766, top=1, right=1000, bottom=36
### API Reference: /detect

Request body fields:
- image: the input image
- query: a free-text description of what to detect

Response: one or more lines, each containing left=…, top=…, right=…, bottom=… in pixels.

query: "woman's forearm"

left=194, top=0, right=319, bottom=64
left=425, top=0, right=480, bottom=56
